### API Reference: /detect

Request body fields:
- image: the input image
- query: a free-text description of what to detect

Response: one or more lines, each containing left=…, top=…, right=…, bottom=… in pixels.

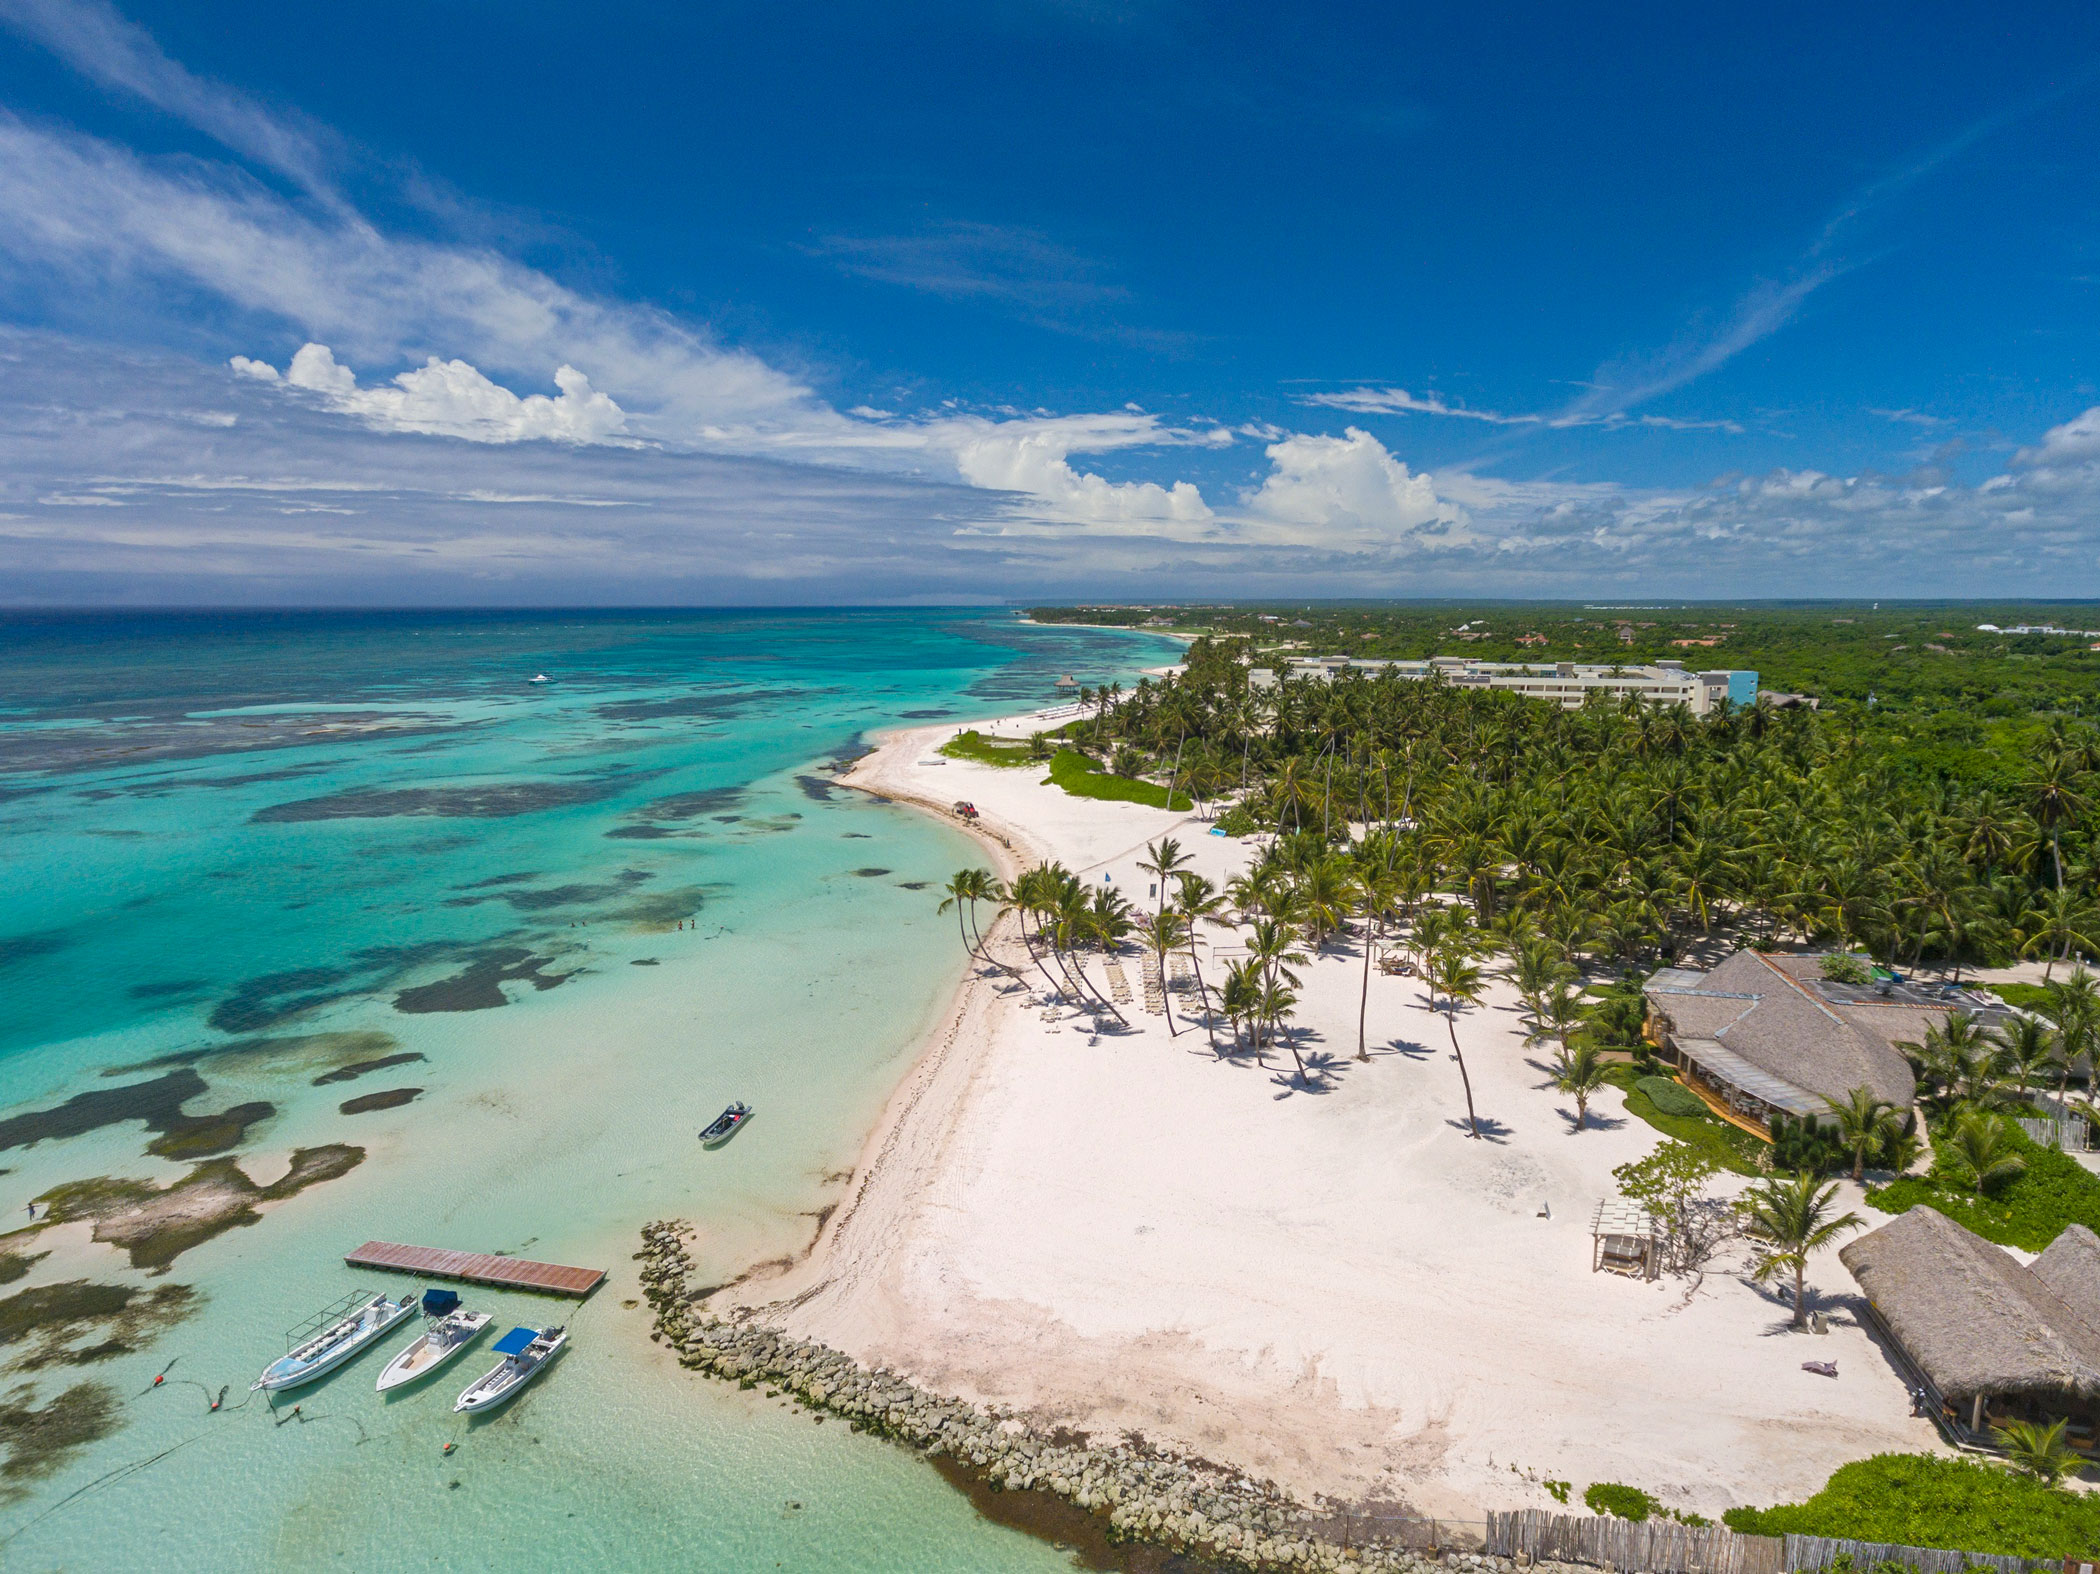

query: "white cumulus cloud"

left=1241, top=427, right=1465, bottom=548
left=233, top=343, right=630, bottom=445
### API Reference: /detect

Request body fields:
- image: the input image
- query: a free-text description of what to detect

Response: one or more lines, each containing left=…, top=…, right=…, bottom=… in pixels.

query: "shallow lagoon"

left=0, top=608, right=1175, bottom=1570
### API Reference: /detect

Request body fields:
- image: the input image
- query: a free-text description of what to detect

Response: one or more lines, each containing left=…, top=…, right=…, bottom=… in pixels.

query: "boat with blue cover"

left=253, top=1289, right=418, bottom=1391
left=455, top=1324, right=567, bottom=1413
left=375, top=1289, right=493, bottom=1393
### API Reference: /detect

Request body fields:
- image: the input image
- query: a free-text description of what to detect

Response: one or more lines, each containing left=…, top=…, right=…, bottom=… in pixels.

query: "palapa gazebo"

left=1590, top=1198, right=1660, bottom=1280
left=1840, top=1208, right=2100, bottom=1446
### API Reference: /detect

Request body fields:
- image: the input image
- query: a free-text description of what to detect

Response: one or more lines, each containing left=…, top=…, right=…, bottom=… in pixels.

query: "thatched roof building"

left=2034, top=1223, right=2100, bottom=1313
left=1840, top=1208, right=2100, bottom=1432
left=1642, top=950, right=2002, bottom=1127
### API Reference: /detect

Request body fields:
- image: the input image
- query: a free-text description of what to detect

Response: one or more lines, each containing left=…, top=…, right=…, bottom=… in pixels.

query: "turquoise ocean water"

left=0, top=608, right=1178, bottom=1571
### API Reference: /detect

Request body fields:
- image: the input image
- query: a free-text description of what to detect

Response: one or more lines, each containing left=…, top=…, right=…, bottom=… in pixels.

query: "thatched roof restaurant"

left=1641, top=950, right=2005, bottom=1130
left=1840, top=1208, right=2100, bottom=1441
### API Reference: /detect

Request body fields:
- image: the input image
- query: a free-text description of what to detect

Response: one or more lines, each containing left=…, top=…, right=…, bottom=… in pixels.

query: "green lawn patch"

left=1722, top=1452, right=2100, bottom=1558
left=1603, top=1066, right=1763, bottom=1175
left=1866, top=1124, right=2100, bottom=1250
left=1044, top=748, right=1188, bottom=809
left=1985, top=981, right=2055, bottom=1013
left=938, top=729, right=1037, bottom=767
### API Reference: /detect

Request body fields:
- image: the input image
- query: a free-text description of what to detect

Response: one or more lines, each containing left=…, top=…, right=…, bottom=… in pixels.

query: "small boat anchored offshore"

left=254, top=1290, right=417, bottom=1391
left=528, top=673, right=551, bottom=684
left=376, top=1289, right=493, bottom=1393
left=455, top=1325, right=567, bottom=1413
left=699, top=1101, right=751, bottom=1146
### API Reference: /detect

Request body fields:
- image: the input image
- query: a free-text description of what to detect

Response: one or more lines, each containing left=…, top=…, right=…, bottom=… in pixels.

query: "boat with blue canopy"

left=454, top=1324, right=567, bottom=1413
left=376, top=1289, right=493, bottom=1393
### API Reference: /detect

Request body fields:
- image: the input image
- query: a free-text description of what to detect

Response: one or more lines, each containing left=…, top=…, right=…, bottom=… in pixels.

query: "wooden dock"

left=344, top=1241, right=605, bottom=1298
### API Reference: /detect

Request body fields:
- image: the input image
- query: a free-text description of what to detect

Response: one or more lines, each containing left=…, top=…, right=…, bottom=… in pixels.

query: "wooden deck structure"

left=344, top=1241, right=605, bottom=1298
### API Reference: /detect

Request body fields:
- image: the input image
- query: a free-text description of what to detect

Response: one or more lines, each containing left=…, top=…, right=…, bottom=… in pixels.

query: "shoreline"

left=700, top=697, right=1935, bottom=1535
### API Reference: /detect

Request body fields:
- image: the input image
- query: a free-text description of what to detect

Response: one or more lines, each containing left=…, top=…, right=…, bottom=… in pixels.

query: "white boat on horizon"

left=254, top=1290, right=417, bottom=1392
left=529, top=673, right=551, bottom=684
left=376, top=1289, right=493, bottom=1393
left=455, top=1325, right=567, bottom=1413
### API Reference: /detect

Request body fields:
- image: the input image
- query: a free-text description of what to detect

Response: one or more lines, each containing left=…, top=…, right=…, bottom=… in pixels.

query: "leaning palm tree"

left=1532, top=981, right=1588, bottom=1060
left=1552, top=1041, right=1609, bottom=1131
left=1425, top=943, right=1486, bottom=1139
left=1142, top=909, right=1188, bottom=1036
left=936, top=870, right=982, bottom=961
left=1994, top=1417, right=2084, bottom=1485
left=1829, top=1085, right=1902, bottom=1183
left=1741, top=1171, right=1865, bottom=1331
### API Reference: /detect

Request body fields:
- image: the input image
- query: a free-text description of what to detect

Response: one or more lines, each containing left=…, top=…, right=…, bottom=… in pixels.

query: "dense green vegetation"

left=1603, top=1067, right=1762, bottom=1174
left=938, top=728, right=1037, bottom=767
left=1867, top=1124, right=2100, bottom=1251
left=1023, top=618, right=2100, bottom=984
left=1030, top=601, right=2100, bottom=726
left=1045, top=747, right=1188, bottom=809
left=1722, top=1452, right=2100, bottom=1557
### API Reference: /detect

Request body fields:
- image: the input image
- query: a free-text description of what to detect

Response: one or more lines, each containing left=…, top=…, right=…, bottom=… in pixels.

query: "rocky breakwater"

left=638, top=1220, right=1544, bottom=1574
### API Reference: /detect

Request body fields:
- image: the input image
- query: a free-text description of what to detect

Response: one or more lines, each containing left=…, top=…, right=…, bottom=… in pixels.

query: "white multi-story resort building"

left=1249, top=656, right=1759, bottom=716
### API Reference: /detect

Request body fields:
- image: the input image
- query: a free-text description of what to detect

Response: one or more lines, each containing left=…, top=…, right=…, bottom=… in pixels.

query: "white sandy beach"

left=725, top=714, right=1938, bottom=1525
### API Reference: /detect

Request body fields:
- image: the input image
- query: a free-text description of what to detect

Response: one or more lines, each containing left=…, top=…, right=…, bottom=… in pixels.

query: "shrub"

left=1636, top=1076, right=1709, bottom=1118
left=1768, top=1112, right=1848, bottom=1176
left=1044, top=748, right=1187, bottom=809
left=1212, top=804, right=1261, bottom=837
left=939, top=729, right=1035, bottom=767
left=1584, top=1482, right=1657, bottom=1521
left=1722, top=1451, right=2100, bottom=1557
left=1603, top=1067, right=1764, bottom=1176
left=1543, top=1479, right=1570, bottom=1504
left=1866, top=1123, right=2100, bottom=1250
left=1819, top=954, right=1873, bottom=985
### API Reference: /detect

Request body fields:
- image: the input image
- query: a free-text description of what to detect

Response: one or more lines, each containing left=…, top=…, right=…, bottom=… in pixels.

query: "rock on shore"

left=637, top=1219, right=1571, bottom=1574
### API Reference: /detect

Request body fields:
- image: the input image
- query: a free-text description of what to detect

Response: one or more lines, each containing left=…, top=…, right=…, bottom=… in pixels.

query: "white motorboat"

left=529, top=673, right=551, bottom=684
left=455, top=1324, right=567, bottom=1413
left=254, top=1290, right=417, bottom=1391
left=375, top=1289, right=493, bottom=1393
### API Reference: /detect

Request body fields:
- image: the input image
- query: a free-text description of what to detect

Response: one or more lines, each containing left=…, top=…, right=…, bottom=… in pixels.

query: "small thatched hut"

left=1840, top=1207, right=2100, bottom=1443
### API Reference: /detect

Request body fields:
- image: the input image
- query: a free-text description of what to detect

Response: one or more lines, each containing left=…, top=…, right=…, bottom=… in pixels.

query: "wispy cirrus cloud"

left=1302, top=385, right=1743, bottom=434
left=0, top=0, right=341, bottom=199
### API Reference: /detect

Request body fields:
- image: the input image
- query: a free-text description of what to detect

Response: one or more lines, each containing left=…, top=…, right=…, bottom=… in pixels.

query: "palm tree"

left=1994, top=1417, right=2084, bottom=1485
left=2024, top=750, right=2090, bottom=891
left=1532, top=981, right=1588, bottom=1059
left=1352, top=861, right=1404, bottom=1061
left=1741, top=1171, right=1865, bottom=1331
left=1137, top=837, right=1190, bottom=907
left=1940, top=1110, right=2027, bottom=1194
left=1142, top=909, right=1188, bottom=1036
left=936, top=870, right=983, bottom=961
left=1991, top=1014, right=2060, bottom=1103
left=1552, top=1041, right=1609, bottom=1130
left=2025, top=886, right=2100, bottom=982
left=1219, top=958, right=1261, bottom=1054
left=1425, top=943, right=1486, bottom=1139
left=1173, top=871, right=1228, bottom=1052
left=1829, top=1086, right=1902, bottom=1182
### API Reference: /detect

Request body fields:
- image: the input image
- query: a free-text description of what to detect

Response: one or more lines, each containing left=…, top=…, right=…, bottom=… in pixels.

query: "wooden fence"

left=1781, top=1532, right=2059, bottom=1574
left=1483, top=1512, right=2067, bottom=1574
left=1485, top=1510, right=1782, bottom=1574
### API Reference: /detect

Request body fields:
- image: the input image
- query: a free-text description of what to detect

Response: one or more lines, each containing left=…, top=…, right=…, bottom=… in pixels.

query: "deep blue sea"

left=0, top=608, right=1178, bottom=1571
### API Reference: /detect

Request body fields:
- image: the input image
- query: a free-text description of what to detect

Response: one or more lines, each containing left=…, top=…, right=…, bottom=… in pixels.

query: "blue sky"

left=1, top=0, right=2098, bottom=603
